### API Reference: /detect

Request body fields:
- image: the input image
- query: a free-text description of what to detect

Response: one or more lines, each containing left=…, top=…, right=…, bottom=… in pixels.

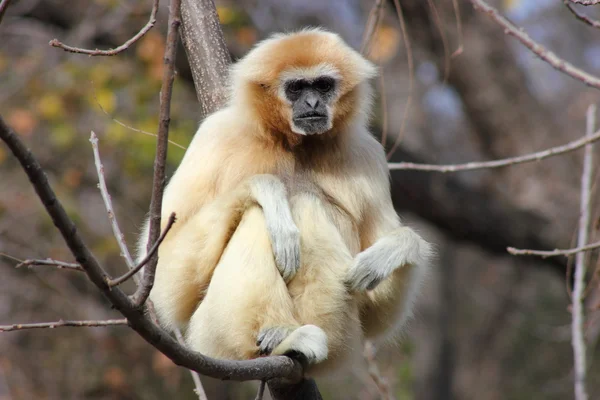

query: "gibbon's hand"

left=251, top=174, right=301, bottom=282
left=345, top=227, right=430, bottom=291
left=266, top=216, right=301, bottom=282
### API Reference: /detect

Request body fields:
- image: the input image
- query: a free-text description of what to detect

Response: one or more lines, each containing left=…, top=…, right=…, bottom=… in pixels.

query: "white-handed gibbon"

left=137, top=28, right=433, bottom=375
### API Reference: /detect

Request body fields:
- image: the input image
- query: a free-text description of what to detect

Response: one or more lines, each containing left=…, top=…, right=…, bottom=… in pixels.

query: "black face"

left=285, top=76, right=336, bottom=135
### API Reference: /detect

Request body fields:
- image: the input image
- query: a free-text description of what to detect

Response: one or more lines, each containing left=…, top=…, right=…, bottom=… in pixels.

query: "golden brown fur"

left=138, top=28, right=433, bottom=375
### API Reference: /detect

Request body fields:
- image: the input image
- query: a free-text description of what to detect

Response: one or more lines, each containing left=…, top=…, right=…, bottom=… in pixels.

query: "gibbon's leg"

left=347, top=226, right=433, bottom=339
left=185, top=205, right=327, bottom=363
left=148, top=174, right=299, bottom=331
left=280, top=194, right=361, bottom=371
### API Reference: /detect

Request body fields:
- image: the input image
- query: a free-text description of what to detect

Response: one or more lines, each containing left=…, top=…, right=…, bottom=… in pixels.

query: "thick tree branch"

left=0, top=115, right=305, bottom=382
left=49, top=0, right=159, bottom=56
left=0, top=319, right=128, bottom=332
left=132, top=0, right=181, bottom=308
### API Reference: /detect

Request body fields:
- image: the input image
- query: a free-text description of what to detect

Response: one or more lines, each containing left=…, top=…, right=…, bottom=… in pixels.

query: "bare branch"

left=49, top=0, right=159, bottom=56
left=568, top=0, right=600, bottom=5
left=364, top=341, right=395, bottom=400
left=565, top=1, right=600, bottom=29
left=175, top=328, right=208, bottom=400
left=451, top=0, right=464, bottom=57
left=132, top=0, right=181, bottom=308
left=572, top=104, right=595, bottom=400
left=0, top=319, right=128, bottom=332
left=469, top=0, right=600, bottom=89
left=388, top=129, right=600, bottom=172
left=109, top=213, right=176, bottom=287
left=17, top=258, right=83, bottom=272
left=386, top=0, right=414, bottom=159
left=360, top=0, right=385, bottom=55
left=90, top=131, right=136, bottom=274
left=255, top=381, right=266, bottom=400
left=0, top=0, right=13, bottom=25
left=0, top=114, right=305, bottom=382
left=508, top=240, right=600, bottom=258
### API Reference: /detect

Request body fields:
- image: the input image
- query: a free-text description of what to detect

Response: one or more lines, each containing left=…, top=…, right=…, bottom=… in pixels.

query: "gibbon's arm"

left=345, top=138, right=433, bottom=337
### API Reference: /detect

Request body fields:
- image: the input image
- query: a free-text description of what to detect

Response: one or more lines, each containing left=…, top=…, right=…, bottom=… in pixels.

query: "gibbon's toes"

left=257, top=326, right=295, bottom=356
left=271, top=325, right=328, bottom=365
left=272, top=225, right=301, bottom=282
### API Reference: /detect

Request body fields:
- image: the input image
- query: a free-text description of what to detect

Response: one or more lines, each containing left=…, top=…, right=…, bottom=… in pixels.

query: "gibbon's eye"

left=287, top=80, right=303, bottom=94
left=313, top=78, right=334, bottom=93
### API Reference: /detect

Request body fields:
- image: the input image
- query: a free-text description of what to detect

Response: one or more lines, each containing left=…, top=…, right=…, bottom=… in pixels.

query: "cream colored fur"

left=137, top=28, right=433, bottom=376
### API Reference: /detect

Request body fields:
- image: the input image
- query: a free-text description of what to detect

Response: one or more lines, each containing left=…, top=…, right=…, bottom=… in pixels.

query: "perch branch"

left=0, top=319, right=128, bottom=332
left=49, top=0, right=159, bottom=56
left=388, top=129, right=600, bottom=172
left=132, top=0, right=181, bottom=308
left=469, top=0, right=600, bottom=89
left=0, top=114, right=305, bottom=382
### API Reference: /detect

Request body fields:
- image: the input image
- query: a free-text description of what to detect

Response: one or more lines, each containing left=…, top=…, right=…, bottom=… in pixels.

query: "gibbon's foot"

left=257, top=326, right=295, bottom=356
left=345, top=228, right=431, bottom=291
left=270, top=325, right=328, bottom=365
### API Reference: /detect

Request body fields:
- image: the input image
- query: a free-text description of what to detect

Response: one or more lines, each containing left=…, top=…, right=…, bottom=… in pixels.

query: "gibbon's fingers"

left=249, top=175, right=301, bottom=281
left=256, top=326, right=296, bottom=355
left=345, top=227, right=432, bottom=292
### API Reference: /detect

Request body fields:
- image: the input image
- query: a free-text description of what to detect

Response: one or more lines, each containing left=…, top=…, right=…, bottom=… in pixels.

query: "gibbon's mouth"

left=295, top=112, right=327, bottom=120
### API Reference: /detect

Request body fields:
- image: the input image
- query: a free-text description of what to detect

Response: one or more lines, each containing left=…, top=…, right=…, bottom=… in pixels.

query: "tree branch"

left=131, top=0, right=181, bottom=308
left=0, top=0, right=12, bottom=25
left=469, top=0, right=600, bottom=89
left=565, top=1, right=600, bottom=29
left=507, top=240, right=600, bottom=258
left=0, top=319, right=128, bottom=332
left=568, top=0, right=600, bottom=5
left=11, top=257, right=83, bottom=272
left=90, top=131, right=137, bottom=274
left=0, top=114, right=304, bottom=382
left=49, top=0, right=159, bottom=56
left=388, top=129, right=600, bottom=172
left=571, top=104, right=595, bottom=400
left=108, top=213, right=176, bottom=287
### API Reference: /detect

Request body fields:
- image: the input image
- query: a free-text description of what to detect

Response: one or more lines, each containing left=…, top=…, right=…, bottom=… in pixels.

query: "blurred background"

left=1, top=0, right=600, bottom=399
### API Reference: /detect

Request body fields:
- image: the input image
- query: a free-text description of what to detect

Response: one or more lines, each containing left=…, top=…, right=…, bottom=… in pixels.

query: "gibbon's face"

left=282, top=75, right=338, bottom=136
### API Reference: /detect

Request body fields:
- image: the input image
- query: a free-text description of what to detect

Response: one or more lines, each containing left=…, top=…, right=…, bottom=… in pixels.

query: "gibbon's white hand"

left=345, top=227, right=431, bottom=291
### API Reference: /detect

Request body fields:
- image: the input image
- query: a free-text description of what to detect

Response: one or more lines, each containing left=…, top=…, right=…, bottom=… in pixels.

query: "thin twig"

left=364, top=341, right=395, bottom=400
left=108, top=213, right=176, bottom=287
left=508, top=240, right=600, bottom=258
left=91, top=82, right=187, bottom=150
left=572, top=104, right=595, bottom=400
left=426, top=0, right=450, bottom=82
left=360, top=0, right=385, bottom=55
left=49, top=0, right=159, bottom=56
left=175, top=328, right=208, bottom=400
left=0, top=0, right=13, bottom=25
left=1, top=252, right=84, bottom=271
left=90, top=131, right=136, bottom=276
left=451, top=0, right=464, bottom=57
left=0, top=319, right=128, bottom=332
left=379, top=70, right=389, bottom=148
left=132, top=0, right=181, bottom=308
left=255, top=381, right=266, bottom=400
left=565, top=1, right=600, bottom=29
left=469, top=0, right=600, bottom=89
left=568, top=0, right=600, bottom=5
left=386, top=0, right=414, bottom=159
left=388, top=129, right=600, bottom=172
left=17, top=258, right=83, bottom=271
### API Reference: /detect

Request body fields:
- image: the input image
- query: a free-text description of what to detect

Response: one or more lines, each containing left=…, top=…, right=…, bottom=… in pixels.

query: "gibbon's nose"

left=305, top=94, right=320, bottom=110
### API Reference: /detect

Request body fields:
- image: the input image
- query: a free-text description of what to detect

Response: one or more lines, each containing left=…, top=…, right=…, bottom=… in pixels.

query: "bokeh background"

left=1, top=0, right=600, bottom=399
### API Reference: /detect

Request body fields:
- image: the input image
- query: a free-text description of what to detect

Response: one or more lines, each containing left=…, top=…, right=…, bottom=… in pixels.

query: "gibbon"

left=137, top=28, right=433, bottom=375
